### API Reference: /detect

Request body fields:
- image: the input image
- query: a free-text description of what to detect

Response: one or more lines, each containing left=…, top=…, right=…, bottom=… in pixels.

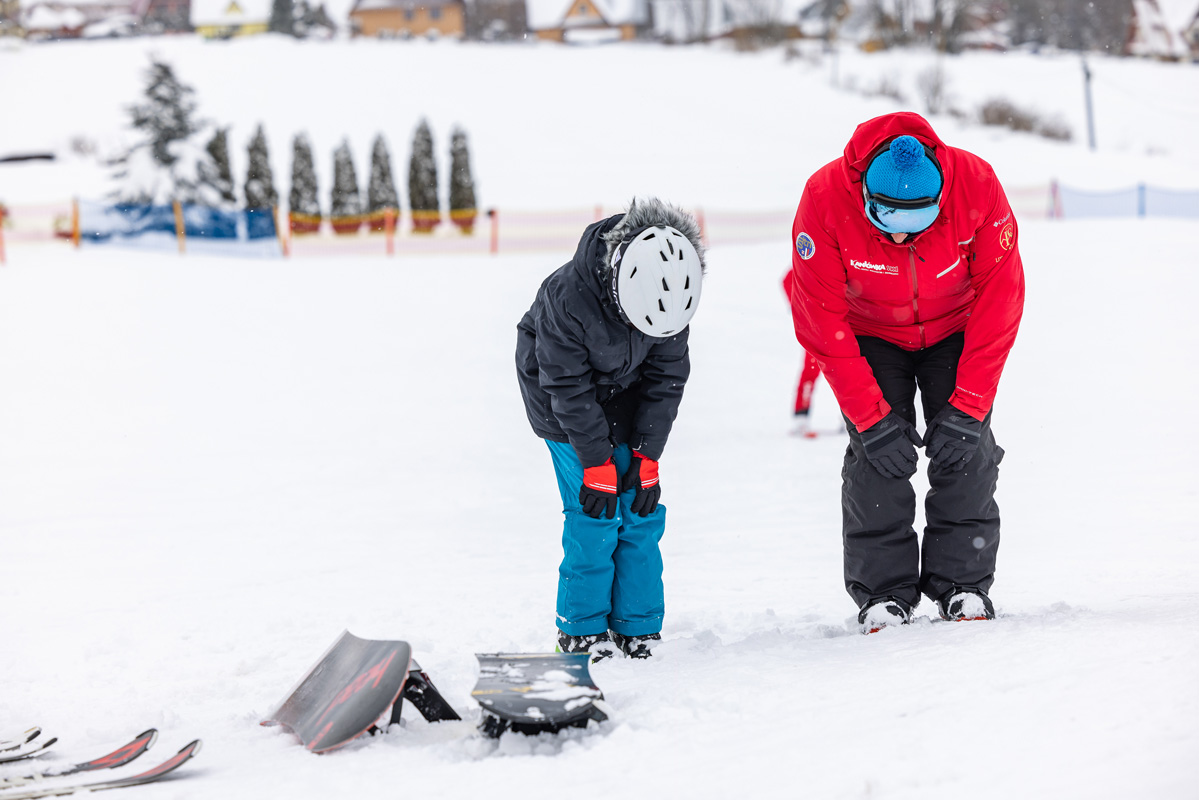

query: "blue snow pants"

left=546, top=441, right=666, bottom=637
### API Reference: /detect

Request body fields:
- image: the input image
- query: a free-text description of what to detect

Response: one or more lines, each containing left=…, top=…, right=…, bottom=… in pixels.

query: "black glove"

left=923, top=403, right=983, bottom=472
left=620, top=454, right=661, bottom=517
left=860, top=413, right=923, bottom=479
left=579, top=460, right=619, bottom=519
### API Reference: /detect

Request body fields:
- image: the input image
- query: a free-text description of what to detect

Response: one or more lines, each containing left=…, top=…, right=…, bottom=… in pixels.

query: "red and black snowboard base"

left=471, top=653, right=608, bottom=738
left=262, top=631, right=459, bottom=754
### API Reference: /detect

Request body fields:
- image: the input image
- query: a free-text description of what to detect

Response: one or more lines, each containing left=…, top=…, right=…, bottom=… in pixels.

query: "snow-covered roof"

left=350, top=0, right=460, bottom=11
left=527, top=0, right=646, bottom=31
left=1157, top=0, right=1199, bottom=30
left=1129, top=0, right=1198, bottom=56
left=23, top=4, right=87, bottom=28
left=190, top=0, right=271, bottom=26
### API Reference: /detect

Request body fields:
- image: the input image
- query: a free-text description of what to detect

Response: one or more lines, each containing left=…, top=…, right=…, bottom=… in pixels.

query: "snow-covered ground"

left=1, top=36, right=1197, bottom=800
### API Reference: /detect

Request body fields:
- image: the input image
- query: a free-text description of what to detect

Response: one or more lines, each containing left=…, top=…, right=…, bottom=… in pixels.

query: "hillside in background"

left=1, top=36, right=1198, bottom=213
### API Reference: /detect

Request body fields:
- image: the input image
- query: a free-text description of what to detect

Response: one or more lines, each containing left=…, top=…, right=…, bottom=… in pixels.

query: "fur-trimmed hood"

left=599, top=197, right=707, bottom=283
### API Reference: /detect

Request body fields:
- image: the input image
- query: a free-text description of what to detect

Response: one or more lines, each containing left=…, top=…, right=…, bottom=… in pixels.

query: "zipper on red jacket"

left=908, top=246, right=926, bottom=348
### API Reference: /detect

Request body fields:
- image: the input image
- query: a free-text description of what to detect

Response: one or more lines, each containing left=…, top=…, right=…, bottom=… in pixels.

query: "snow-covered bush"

left=448, top=127, right=477, bottom=234
left=408, top=119, right=440, bottom=233
left=330, top=140, right=363, bottom=234
left=289, top=133, right=320, bottom=233
left=366, top=134, right=399, bottom=232
left=244, top=125, right=278, bottom=211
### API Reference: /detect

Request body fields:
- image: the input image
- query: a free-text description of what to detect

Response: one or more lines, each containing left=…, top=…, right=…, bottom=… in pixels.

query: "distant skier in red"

left=785, top=112, right=1025, bottom=633
left=791, top=349, right=821, bottom=434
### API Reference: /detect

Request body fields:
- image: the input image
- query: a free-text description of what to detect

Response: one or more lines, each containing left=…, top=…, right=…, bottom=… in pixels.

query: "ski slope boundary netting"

left=2, top=183, right=1196, bottom=264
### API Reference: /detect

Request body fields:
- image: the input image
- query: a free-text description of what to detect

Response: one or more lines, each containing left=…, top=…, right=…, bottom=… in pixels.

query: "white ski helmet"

left=609, top=225, right=703, bottom=337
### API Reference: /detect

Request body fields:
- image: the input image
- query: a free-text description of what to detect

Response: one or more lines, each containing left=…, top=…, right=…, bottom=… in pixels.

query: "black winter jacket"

left=515, top=214, right=690, bottom=468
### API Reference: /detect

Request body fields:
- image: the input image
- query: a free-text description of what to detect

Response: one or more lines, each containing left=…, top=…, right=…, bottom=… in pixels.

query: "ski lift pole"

left=1082, top=56, right=1096, bottom=152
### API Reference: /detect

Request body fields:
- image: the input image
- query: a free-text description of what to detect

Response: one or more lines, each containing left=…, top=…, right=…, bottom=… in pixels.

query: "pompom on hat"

left=864, top=135, right=943, bottom=201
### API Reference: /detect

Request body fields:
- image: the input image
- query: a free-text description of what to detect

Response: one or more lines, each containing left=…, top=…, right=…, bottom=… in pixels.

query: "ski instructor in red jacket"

left=784, top=112, right=1025, bottom=633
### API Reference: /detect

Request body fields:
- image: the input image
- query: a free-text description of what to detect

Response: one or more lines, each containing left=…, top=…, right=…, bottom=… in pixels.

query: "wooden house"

left=349, top=0, right=465, bottom=38
left=526, top=0, right=649, bottom=43
left=190, top=0, right=269, bottom=37
left=1127, top=0, right=1199, bottom=59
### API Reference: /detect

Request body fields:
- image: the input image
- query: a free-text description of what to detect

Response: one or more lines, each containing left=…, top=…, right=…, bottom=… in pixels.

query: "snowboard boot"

left=857, top=598, right=911, bottom=634
left=937, top=589, right=995, bottom=622
left=610, top=632, right=661, bottom=659
left=556, top=630, right=617, bottom=663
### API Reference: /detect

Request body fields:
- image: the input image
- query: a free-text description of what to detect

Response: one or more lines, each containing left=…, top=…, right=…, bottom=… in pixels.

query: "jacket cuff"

left=632, top=437, right=664, bottom=462
left=576, top=443, right=615, bottom=469
left=947, top=391, right=988, bottom=422
left=852, top=399, right=892, bottom=433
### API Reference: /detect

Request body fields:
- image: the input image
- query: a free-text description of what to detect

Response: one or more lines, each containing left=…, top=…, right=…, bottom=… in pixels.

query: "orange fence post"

left=71, top=197, right=80, bottom=248
left=385, top=208, right=396, bottom=257
left=273, top=205, right=289, bottom=257
left=488, top=208, right=498, bottom=255
left=695, top=207, right=708, bottom=246
left=172, top=201, right=186, bottom=255
left=0, top=204, right=7, bottom=265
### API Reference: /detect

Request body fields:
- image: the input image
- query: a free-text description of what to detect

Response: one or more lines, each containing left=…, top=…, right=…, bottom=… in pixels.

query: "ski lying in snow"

left=0, top=735, right=58, bottom=765
left=0, top=729, right=158, bottom=790
left=471, top=653, right=608, bottom=738
left=0, top=740, right=200, bottom=800
left=262, top=630, right=413, bottom=753
left=0, top=729, right=41, bottom=753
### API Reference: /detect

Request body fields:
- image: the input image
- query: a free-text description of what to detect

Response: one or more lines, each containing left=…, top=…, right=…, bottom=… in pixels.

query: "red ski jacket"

left=785, top=112, right=1025, bottom=431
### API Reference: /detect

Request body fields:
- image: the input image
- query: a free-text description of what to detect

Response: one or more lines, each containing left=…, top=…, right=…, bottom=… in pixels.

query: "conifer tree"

left=408, top=119, right=439, bottom=231
left=269, top=0, right=294, bottom=35
left=448, top=127, right=476, bottom=216
left=330, top=140, right=362, bottom=232
left=244, top=124, right=278, bottom=210
left=112, top=58, right=203, bottom=205
left=367, top=135, right=398, bottom=213
left=289, top=133, right=320, bottom=219
left=198, top=127, right=237, bottom=207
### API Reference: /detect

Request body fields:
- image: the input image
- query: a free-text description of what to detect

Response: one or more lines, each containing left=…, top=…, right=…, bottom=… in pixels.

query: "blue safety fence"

left=78, top=200, right=282, bottom=257
left=1055, top=183, right=1199, bottom=220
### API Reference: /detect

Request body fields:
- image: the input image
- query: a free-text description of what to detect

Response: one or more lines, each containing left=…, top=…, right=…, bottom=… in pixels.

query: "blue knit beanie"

left=865, top=136, right=942, bottom=200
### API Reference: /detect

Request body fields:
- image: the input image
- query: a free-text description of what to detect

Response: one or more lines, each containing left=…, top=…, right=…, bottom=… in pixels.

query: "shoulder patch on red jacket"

left=795, top=232, right=816, bottom=259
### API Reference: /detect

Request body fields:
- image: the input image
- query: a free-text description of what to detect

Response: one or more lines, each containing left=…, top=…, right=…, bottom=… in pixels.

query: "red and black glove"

left=579, top=460, right=619, bottom=519
left=620, top=454, right=661, bottom=517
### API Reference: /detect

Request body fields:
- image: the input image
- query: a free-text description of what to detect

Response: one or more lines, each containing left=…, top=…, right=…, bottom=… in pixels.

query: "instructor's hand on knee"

left=861, top=413, right=923, bottom=479
left=620, top=453, right=661, bottom=517
left=923, top=403, right=983, bottom=472
left=579, top=460, right=619, bottom=519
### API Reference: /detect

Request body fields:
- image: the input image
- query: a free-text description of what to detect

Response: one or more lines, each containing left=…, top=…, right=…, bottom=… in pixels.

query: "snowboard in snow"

left=262, top=630, right=413, bottom=753
left=471, top=653, right=608, bottom=738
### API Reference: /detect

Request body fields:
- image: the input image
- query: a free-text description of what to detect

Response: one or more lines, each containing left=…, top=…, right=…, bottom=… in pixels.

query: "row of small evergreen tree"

left=113, top=59, right=476, bottom=227
left=246, top=121, right=476, bottom=222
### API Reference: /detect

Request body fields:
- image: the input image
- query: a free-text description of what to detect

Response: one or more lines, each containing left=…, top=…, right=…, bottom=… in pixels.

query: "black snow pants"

left=842, top=332, right=1004, bottom=612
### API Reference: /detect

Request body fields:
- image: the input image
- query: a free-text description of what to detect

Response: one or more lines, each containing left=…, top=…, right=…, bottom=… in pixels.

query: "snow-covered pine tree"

left=408, top=119, right=440, bottom=233
left=289, top=133, right=321, bottom=233
left=330, top=140, right=363, bottom=235
left=197, top=127, right=237, bottom=208
left=448, top=126, right=477, bottom=234
left=244, top=124, right=278, bottom=210
left=269, top=0, right=294, bottom=35
left=366, top=134, right=398, bottom=232
left=111, top=58, right=204, bottom=205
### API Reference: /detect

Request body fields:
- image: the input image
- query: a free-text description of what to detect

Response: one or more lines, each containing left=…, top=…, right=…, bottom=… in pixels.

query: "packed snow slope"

left=1, top=35, right=1198, bottom=800
left=0, top=220, right=1196, bottom=799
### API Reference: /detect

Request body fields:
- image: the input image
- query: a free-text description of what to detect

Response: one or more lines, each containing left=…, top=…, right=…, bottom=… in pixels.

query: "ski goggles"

left=864, top=192, right=941, bottom=234
left=862, top=142, right=944, bottom=234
